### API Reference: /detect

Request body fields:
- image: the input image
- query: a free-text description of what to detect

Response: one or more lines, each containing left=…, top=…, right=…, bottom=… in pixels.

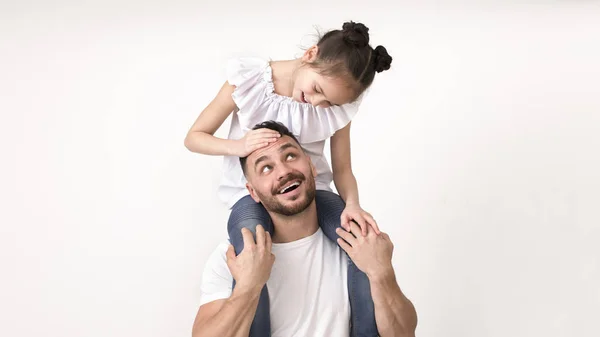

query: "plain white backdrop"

left=1, top=1, right=599, bottom=336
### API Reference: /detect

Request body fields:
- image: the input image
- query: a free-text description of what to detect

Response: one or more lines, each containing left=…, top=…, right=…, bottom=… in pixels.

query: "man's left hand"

left=336, top=222, right=394, bottom=279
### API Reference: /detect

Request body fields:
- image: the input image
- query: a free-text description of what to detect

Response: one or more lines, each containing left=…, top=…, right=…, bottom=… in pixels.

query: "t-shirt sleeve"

left=199, top=241, right=234, bottom=306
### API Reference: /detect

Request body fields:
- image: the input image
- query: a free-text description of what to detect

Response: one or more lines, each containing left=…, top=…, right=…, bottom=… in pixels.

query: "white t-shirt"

left=199, top=228, right=350, bottom=336
left=218, top=57, right=362, bottom=208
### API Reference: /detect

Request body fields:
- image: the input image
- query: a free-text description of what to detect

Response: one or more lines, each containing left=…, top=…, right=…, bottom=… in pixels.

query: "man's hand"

left=336, top=222, right=394, bottom=279
left=192, top=225, right=276, bottom=337
left=226, top=225, right=275, bottom=291
left=337, top=223, right=418, bottom=337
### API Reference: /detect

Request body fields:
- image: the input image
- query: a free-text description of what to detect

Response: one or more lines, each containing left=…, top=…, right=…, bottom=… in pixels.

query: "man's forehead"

left=247, top=136, right=299, bottom=163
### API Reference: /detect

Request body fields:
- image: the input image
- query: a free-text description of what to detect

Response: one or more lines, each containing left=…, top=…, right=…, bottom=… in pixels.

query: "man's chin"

left=275, top=203, right=312, bottom=217
left=258, top=181, right=316, bottom=216
left=275, top=192, right=301, bottom=202
left=267, top=194, right=313, bottom=216
left=276, top=196, right=306, bottom=209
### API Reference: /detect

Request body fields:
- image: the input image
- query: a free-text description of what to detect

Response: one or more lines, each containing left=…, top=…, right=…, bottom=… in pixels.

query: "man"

left=192, top=121, right=417, bottom=337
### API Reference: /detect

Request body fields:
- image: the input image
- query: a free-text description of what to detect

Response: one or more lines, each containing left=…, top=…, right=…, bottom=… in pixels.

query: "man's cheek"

left=309, top=163, right=317, bottom=177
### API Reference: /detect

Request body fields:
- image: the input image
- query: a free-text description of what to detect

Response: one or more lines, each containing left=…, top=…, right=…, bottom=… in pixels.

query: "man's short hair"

left=239, top=121, right=301, bottom=175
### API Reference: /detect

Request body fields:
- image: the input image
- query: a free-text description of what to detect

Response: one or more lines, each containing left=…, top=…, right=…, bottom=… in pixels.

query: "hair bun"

left=342, top=21, right=370, bottom=48
left=373, top=45, right=392, bottom=73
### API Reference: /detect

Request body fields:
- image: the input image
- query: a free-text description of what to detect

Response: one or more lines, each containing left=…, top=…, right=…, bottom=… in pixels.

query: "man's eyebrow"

left=278, top=142, right=298, bottom=152
left=253, top=155, right=269, bottom=172
left=252, top=142, right=299, bottom=172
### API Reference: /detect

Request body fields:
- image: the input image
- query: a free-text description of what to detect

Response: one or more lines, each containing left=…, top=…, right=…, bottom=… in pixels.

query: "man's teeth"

left=279, top=182, right=300, bottom=194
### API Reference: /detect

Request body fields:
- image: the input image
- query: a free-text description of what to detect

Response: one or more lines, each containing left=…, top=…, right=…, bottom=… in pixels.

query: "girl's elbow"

left=184, top=132, right=196, bottom=151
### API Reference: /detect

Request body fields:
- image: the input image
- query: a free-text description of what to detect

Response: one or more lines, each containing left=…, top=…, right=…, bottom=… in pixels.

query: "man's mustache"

left=272, top=172, right=306, bottom=195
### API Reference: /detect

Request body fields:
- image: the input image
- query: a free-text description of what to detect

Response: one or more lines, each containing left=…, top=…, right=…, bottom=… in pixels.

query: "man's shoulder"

left=199, top=239, right=234, bottom=306
left=206, top=239, right=231, bottom=266
left=202, top=239, right=233, bottom=283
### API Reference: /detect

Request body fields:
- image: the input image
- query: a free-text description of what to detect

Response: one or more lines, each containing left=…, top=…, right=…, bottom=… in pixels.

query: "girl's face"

left=291, top=46, right=357, bottom=108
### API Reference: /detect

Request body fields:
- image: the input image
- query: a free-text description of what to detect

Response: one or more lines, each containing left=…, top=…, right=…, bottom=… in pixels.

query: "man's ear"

left=246, top=183, right=261, bottom=203
left=308, top=157, right=317, bottom=178
left=302, top=45, right=319, bottom=63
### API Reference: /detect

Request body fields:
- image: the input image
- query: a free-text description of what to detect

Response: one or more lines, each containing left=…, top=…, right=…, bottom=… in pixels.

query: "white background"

left=1, top=1, right=599, bottom=336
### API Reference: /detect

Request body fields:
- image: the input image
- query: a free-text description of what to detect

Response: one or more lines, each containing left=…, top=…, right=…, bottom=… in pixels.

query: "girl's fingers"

left=364, top=214, right=381, bottom=234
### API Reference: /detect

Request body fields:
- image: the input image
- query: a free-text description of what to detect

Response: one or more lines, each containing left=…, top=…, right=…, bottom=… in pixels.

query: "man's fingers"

left=349, top=221, right=364, bottom=238
left=255, top=224, right=266, bottom=248
left=226, top=244, right=236, bottom=261
left=336, top=227, right=356, bottom=245
left=265, top=231, right=272, bottom=252
left=337, top=238, right=352, bottom=254
left=241, top=228, right=256, bottom=250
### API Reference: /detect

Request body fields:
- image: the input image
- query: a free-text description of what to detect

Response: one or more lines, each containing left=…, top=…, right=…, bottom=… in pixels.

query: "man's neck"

left=269, top=202, right=319, bottom=244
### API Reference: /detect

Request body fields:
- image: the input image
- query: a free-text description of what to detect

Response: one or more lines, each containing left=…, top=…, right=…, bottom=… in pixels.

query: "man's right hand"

left=226, top=225, right=275, bottom=291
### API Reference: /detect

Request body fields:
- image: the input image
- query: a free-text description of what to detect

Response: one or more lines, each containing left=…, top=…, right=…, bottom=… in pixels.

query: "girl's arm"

left=184, top=81, right=239, bottom=156
left=330, top=122, right=360, bottom=206
left=331, top=122, right=380, bottom=235
left=185, top=81, right=280, bottom=157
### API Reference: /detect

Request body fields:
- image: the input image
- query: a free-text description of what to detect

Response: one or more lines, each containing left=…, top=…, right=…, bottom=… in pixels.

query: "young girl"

left=185, top=21, right=392, bottom=337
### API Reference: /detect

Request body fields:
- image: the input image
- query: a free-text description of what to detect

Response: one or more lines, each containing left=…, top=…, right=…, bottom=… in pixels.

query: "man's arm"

left=192, top=285, right=262, bottom=337
left=336, top=224, right=418, bottom=337
left=368, top=259, right=418, bottom=336
left=192, top=226, right=275, bottom=337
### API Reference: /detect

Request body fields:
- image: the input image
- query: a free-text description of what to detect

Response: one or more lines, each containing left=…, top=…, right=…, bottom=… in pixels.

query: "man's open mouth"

left=278, top=181, right=301, bottom=194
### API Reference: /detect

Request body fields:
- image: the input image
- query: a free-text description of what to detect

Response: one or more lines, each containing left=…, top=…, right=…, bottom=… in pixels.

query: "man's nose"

left=276, top=162, right=293, bottom=180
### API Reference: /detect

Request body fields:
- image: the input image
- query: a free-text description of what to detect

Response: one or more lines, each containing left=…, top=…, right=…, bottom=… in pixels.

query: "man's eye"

left=286, top=153, right=296, bottom=160
left=262, top=165, right=272, bottom=173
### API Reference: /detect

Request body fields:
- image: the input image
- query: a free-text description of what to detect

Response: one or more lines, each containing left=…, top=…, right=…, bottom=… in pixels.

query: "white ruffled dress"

left=218, top=58, right=361, bottom=209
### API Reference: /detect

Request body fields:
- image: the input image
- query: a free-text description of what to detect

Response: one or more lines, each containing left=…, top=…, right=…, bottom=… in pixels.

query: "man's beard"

left=256, top=172, right=316, bottom=216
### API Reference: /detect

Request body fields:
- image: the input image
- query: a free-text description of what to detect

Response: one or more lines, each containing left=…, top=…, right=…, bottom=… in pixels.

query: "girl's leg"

left=315, top=190, right=378, bottom=337
left=228, top=195, right=274, bottom=337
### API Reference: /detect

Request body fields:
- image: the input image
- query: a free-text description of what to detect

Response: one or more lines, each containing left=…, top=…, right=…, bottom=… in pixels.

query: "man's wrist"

left=367, top=265, right=396, bottom=284
left=231, top=282, right=264, bottom=300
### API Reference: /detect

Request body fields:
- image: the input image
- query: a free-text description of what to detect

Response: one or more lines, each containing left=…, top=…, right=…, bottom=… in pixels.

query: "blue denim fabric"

left=228, top=190, right=378, bottom=337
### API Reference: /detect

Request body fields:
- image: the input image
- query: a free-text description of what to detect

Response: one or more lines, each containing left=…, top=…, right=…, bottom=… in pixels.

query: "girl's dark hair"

left=312, top=21, right=393, bottom=98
